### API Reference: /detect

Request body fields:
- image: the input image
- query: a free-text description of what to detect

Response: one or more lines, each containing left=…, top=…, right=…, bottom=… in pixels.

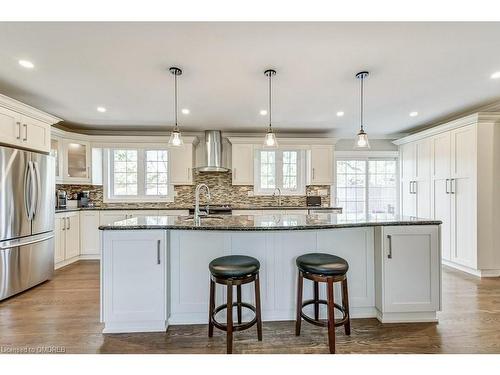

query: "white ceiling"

left=0, top=22, right=499, bottom=136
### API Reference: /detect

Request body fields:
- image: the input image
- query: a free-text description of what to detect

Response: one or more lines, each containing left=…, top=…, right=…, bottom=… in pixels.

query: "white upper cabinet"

left=0, top=94, right=61, bottom=153
left=308, top=145, right=334, bottom=185
left=63, top=139, right=91, bottom=183
left=231, top=143, right=254, bottom=185
left=170, top=143, right=194, bottom=185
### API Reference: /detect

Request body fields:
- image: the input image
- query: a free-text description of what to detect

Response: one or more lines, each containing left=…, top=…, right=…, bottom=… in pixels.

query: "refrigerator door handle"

left=32, top=161, right=40, bottom=218
left=0, top=234, right=54, bottom=250
left=28, top=161, right=36, bottom=221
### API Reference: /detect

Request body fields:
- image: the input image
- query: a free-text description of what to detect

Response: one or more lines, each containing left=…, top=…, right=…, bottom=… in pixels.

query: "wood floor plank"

left=1, top=261, right=499, bottom=354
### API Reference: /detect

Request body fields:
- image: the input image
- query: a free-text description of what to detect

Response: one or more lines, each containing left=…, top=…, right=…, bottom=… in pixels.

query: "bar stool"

left=208, top=255, right=263, bottom=354
left=295, top=253, right=351, bottom=354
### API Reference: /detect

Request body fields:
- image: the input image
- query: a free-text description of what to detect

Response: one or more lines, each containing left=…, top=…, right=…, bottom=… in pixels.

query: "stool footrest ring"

left=300, top=299, right=349, bottom=328
left=211, top=302, right=257, bottom=332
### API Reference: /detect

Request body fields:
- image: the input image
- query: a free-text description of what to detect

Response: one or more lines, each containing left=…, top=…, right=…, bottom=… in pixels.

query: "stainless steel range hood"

left=195, top=130, right=230, bottom=172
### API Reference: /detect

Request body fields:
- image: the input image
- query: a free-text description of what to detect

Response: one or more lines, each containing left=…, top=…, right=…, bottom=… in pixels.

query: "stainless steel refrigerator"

left=1, top=145, right=55, bottom=300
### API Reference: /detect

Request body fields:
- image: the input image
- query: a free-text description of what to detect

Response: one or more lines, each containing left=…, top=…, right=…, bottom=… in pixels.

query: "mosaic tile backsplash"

left=57, top=171, right=331, bottom=208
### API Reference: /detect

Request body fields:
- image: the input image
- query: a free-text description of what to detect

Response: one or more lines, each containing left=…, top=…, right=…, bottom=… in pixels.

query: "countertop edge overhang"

left=56, top=206, right=342, bottom=213
left=98, top=220, right=442, bottom=231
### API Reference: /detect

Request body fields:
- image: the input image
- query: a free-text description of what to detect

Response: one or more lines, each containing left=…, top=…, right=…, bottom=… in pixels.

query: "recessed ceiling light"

left=409, top=111, right=419, bottom=117
left=18, top=60, right=34, bottom=69
left=259, top=110, right=268, bottom=116
left=491, top=71, right=500, bottom=79
left=181, top=108, right=190, bottom=115
left=336, top=111, right=344, bottom=117
left=97, top=106, right=107, bottom=113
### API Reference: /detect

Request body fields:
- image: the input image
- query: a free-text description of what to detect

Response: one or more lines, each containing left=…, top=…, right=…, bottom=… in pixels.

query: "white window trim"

left=103, top=148, right=175, bottom=203
left=253, top=148, right=306, bottom=196
left=335, top=153, right=400, bottom=219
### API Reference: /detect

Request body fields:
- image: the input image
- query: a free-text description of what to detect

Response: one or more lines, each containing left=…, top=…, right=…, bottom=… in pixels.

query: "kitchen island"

left=99, top=214, right=441, bottom=333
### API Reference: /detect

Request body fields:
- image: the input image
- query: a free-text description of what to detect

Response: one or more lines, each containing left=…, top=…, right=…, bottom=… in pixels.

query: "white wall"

left=335, top=138, right=398, bottom=152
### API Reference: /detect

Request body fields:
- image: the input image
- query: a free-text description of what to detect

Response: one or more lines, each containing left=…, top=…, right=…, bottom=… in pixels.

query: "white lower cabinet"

left=375, top=225, right=440, bottom=321
left=80, top=211, right=100, bottom=257
left=102, top=230, right=167, bottom=333
left=54, top=211, right=80, bottom=269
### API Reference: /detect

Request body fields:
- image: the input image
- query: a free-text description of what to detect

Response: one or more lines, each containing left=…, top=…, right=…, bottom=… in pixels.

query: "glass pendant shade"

left=168, top=127, right=184, bottom=147
left=354, top=128, right=370, bottom=149
left=263, top=128, right=278, bottom=148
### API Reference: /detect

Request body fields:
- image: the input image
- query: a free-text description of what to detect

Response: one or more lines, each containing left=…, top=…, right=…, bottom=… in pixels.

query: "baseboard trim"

left=55, top=255, right=100, bottom=269
left=103, top=320, right=168, bottom=334
left=442, top=260, right=500, bottom=278
left=376, top=309, right=438, bottom=323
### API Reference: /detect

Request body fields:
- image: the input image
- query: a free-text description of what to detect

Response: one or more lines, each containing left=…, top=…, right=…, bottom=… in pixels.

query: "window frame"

left=103, top=147, right=174, bottom=203
left=253, top=148, right=306, bottom=196
left=335, top=151, right=399, bottom=221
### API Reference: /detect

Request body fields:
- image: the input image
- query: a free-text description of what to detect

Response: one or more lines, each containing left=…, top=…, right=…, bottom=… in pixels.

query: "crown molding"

left=0, top=93, right=62, bottom=124
left=227, top=136, right=337, bottom=145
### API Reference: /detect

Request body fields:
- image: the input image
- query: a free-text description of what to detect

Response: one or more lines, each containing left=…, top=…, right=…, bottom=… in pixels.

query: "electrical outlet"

left=318, top=189, right=328, bottom=196
left=247, top=191, right=254, bottom=197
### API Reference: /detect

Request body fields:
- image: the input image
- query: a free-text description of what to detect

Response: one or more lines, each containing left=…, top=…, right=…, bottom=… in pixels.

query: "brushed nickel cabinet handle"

left=157, top=240, right=161, bottom=264
left=23, top=124, right=28, bottom=141
left=67, top=217, right=71, bottom=230
left=445, top=179, right=449, bottom=194
left=312, top=168, right=316, bottom=180
left=62, top=218, right=65, bottom=231
left=387, top=235, right=392, bottom=259
left=450, top=178, right=455, bottom=194
left=16, top=121, right=21, bottom=139
left=413, top=181, right=417, bottom=194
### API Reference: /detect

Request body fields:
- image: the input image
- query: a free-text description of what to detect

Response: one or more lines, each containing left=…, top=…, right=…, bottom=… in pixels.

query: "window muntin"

left=107, top=148, right=171, bottom=202
left=255, top=149, right=305, bottom=195
left=336, top=158, right=398, bottom=221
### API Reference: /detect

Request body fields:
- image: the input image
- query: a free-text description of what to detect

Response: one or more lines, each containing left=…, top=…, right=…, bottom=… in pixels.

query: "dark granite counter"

left=99, top=213, right=441, bottom=231
left=56, top=206, right=341, bottom=214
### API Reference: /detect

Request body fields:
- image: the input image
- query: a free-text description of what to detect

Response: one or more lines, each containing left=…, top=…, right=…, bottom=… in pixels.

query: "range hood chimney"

left=196, top=130, right=230, bottom=172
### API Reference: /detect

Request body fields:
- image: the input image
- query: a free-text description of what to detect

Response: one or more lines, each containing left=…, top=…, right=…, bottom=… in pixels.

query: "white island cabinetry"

left=101, top=230, right=167, bottom=333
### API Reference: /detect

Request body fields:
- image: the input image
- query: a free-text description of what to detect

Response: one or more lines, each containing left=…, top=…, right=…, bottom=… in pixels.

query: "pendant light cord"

left=360, top=75, right=364, bottom=131
left=174, top=73, right=178, bottom=128
left=268, top=72, right=272, bottom=129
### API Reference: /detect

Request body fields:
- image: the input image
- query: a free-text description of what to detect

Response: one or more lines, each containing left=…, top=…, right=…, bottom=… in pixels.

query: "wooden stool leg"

left=237, top=285, right=242, bottom=324
left=342, top=278, right=351, bottom=336
left=226, top=281, right=233, bottom=354
left=326, top=277, right=336, bottom=354
left=208, top=279, right=215, bottom=338
left=254, top=273, right=263, bottom=341
left=295, top=271, right=304, bottom=336
left=313, top=281, right=319, bottom=320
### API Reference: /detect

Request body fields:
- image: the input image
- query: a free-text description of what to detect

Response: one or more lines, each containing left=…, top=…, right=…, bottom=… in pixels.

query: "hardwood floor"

left=1, top=260, right=500, bottom=354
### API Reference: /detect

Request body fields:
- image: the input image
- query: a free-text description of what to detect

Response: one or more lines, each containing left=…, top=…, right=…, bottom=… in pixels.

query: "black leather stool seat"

left=209, top=255, right=260, bottom=279
left=296, top=253, right=348, bottom=276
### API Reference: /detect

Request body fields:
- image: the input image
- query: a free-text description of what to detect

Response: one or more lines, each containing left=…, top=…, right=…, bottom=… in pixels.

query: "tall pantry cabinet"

left=395, top=113, right=500, bottom=277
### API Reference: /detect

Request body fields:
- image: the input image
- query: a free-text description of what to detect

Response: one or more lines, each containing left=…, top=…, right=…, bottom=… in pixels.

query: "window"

left=254, top=149, right=305, bottom=195
left=105, top=148, right=172, bottom=202
left=336, top=158, right=398, bottom=221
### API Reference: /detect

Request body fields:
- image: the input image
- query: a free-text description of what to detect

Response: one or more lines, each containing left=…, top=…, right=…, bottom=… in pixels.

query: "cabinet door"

left=433, top=178, right=451, bottom=261
left=170, top=144, right=193, bottom=185
left=400, top=142, right=416, bottom=181
left=21, top=115, right=51, bottom=153
left=64, top=140, right=91, bottom=182
left=51, top=137, right=63, bottom=182
left=54, top=215, right=66, bottom=264
left=450, top=124, right=477, bottom=268
left=103, top=230, right=166, bottom=324
left=415, top=139, right=431, bottom=218
left=310, top=145, right=333, bottom=185
left=99, top=211, right=128, bottom=225
left=382, top=226, right=440, bottom=312
left=431, top=132, right=451, bottom=179
left=231, top=144, right=254, bottom=185
left=400, top=180, right=416, bottom=217
left=0, top=107, right=22, bottom=147
left=64, top=212, right=80, bottom=259
left=80, top=211, right=100, bottom=256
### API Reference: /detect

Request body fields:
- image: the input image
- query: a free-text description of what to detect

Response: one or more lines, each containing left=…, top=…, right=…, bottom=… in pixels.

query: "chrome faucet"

left=194, top=183, right=211, bottom=225
left=273, top=187, right=282, bottom=207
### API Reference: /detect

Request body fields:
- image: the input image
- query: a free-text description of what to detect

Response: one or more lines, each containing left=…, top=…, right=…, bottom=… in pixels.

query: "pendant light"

left=168, top=67, right=184, bottom=147
left=263, top=69, right=278, bottom=148
left=354, top=71, right=370, bottom=149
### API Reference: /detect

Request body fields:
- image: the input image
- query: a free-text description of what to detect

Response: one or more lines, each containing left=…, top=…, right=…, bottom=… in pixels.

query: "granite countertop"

left=99, top=213, right=441, bottom=231
left=55, top=206, right=342, bottom=213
